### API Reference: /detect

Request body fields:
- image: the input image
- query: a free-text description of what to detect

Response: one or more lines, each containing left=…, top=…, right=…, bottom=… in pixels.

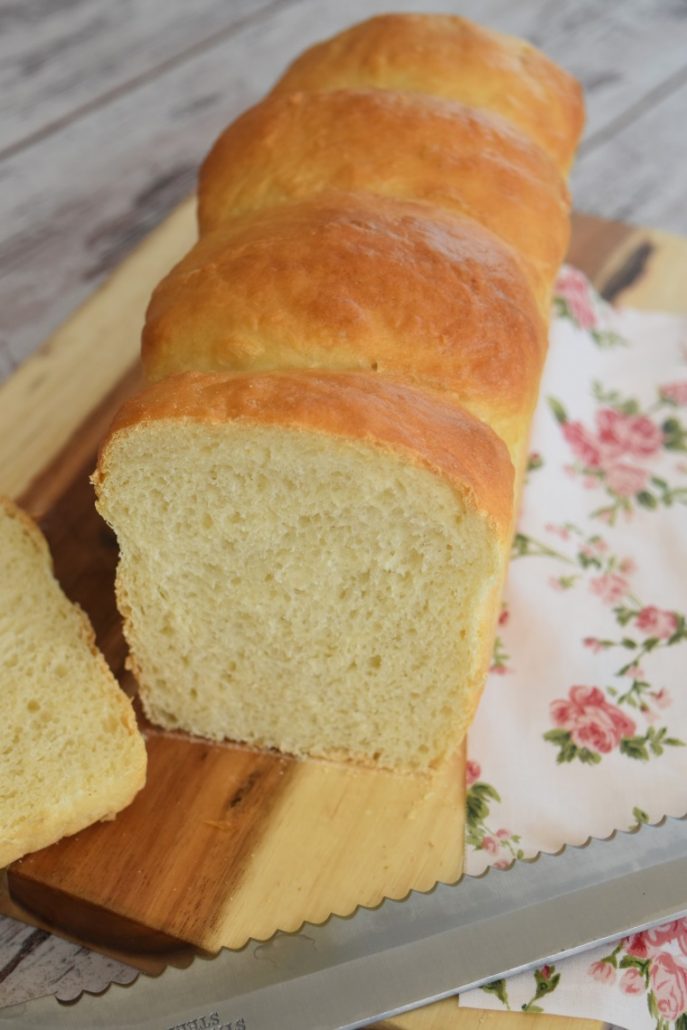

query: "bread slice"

left=94, top=370, right=513, bottom=772
left=0, top=498, right=146, bottom=867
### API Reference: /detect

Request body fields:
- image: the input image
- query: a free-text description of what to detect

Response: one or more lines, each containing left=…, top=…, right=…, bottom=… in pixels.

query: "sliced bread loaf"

left=94, top=370, right=513, bottom=772
left=0, top=497, right=146, bottom=867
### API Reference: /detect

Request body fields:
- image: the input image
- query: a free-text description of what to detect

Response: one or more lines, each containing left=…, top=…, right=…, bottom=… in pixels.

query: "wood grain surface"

left=382, top=1006, right=602, bottom=1029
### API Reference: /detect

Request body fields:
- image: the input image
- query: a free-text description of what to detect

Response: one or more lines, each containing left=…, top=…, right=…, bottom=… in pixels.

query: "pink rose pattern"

left=467, top=760, right=565, bottom=1014
left=554, top=266, right=625, bottom=347
left=464, top=758, right=523, bottom=870
left=621, top=967, right=645, bottom=995
left=475, top=271, right=687, bottom=1025
left=597, top=407, right=664, bottom=457
left=556, top=267, right=598, bottom=329
left=646, top=921, right=687, bottom=955
left=590, top=570, right=631, bottom=605
left=550, top=384, right=687, bottom=525
left=550, top=685, right=636, bottom=758
left=661, top=382, right=687, bottom=406
left=512, top=522, right=686, bottom=764
left=465, top=759, right=481, bottom=787
left=489, top=604, right=511, bottom=674
left=604, top=461, right=649, bottom=497
left=637, top=607, right=680, bottom=639
left=589, top=959, right=616, bottom=984
left=591, top=921, right=687, bottom=1025
left=550, top=268, right=687, bottom=526
left=652, top=955, right=687, bottom=1022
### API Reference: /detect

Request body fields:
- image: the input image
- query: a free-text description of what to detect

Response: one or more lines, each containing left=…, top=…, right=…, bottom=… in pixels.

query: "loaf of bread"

left=197, top=89, right=570, bottom=308
left=0, top=497, right=146, bottom=867
left=270, top=13, right=584, bottom=173
left=95, top=14, right=584, bottom=771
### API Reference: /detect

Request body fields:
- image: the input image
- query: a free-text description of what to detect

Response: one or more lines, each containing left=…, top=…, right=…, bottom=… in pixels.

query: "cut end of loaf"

left=96, top=372, right=511, bottom=772
left=0, top=498, right=147, bottom=868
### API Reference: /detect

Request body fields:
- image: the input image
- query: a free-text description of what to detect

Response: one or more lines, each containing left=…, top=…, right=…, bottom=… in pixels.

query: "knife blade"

left=2, top=815, right=686, bottom=1030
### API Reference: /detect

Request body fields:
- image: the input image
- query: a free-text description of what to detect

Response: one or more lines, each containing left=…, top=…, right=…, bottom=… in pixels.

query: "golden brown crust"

left=197, top=89, right=570, bottom=309
left=271, top=13, right=585, bottom=172
left=98, top=370, right=514, bottom=542
left=142, top=194, right=546, bottom=454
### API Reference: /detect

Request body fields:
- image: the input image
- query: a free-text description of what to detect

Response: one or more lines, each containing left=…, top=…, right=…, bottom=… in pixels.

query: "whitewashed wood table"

left=2, top=0, right=687, bottom=1016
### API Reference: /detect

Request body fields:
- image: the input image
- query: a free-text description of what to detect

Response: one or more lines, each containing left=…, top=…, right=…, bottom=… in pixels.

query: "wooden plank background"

left=2, top=0, right=686, bottom=1022
left=2, top=0, right=687, bottom=383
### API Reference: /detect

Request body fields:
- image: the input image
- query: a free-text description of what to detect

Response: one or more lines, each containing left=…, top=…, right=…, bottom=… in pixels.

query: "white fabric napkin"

left=460, top=267, right=687, bottom=1028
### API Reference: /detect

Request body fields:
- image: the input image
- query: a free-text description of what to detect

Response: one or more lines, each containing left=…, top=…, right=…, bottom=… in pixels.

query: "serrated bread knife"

left=2, top=816, right=687, bottom=1029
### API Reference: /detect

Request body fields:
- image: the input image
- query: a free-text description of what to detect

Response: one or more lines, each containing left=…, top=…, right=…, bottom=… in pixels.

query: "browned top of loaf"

left=101, top=370, right=514, bottom=541
left=197, top=89, right=570, bottom=308
left=271, top=13, right=584, bottom=173
left=142, top=194, right=546, bottom=449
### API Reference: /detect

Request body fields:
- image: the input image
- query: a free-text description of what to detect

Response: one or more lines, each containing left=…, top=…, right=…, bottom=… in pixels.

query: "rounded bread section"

left=198, top=89, right=570, bottom=310
left=142, top=194, right=546, bottom=461
left=271, top=13, right=584, bottom=173
left=101, top=368, right=514, bottom=540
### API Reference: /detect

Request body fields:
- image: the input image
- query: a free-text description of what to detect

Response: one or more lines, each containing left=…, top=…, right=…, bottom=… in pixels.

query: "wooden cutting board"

left=1, top=203, right=685, bottom=1028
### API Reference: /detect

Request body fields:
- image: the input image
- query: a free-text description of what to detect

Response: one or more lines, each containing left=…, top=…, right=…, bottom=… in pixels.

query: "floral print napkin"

left=459, top=268, right=687, bottom=1029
